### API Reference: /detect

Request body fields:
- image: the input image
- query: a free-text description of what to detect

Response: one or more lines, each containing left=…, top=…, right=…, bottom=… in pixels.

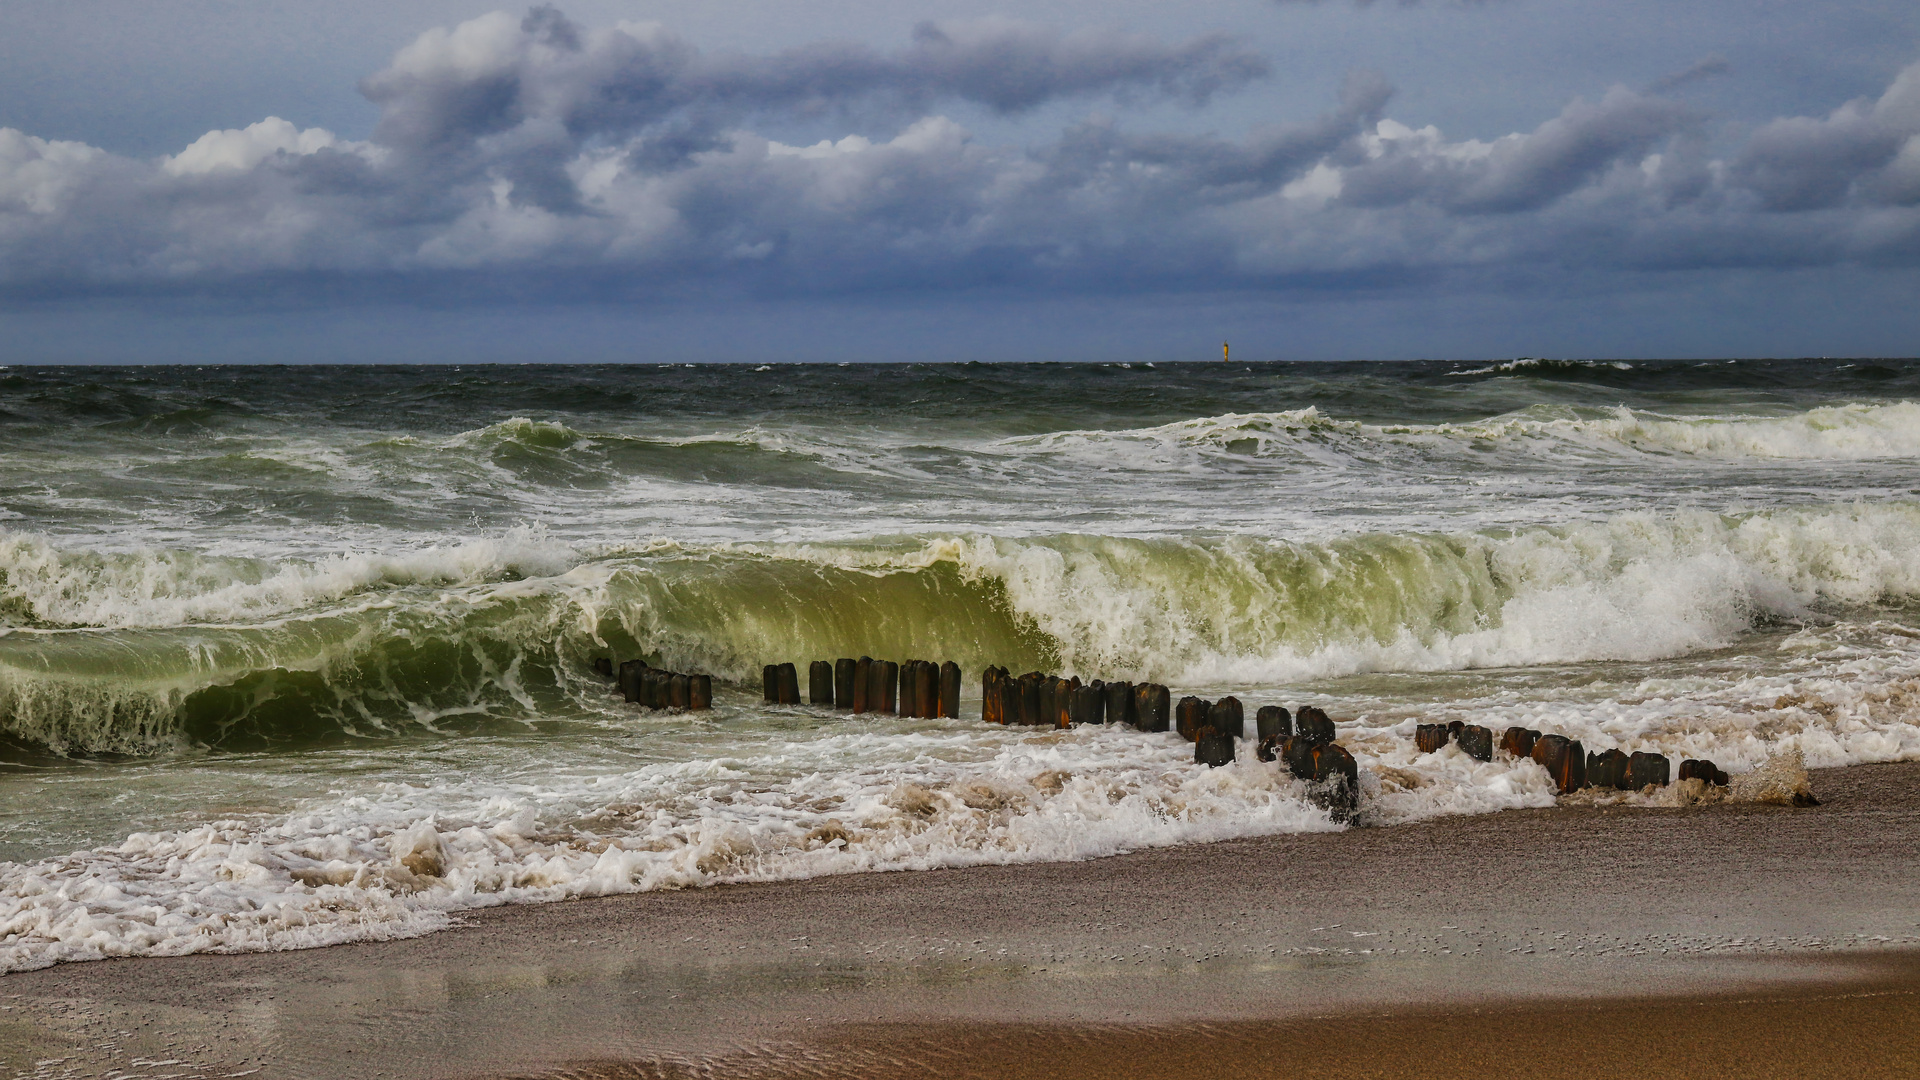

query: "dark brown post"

left=777, top=662, right=800, bottom=705
left=1318, top=743, right=1361, bottom=822
left=940, top=661, right=961, bottom=719
left=1068, top=683, right=1100, bottom=725
left=689, top=674, right=711, bottom=711
left=1208, top=697, right=1244, bottom=740
left=835, top=658, right=856, bottom=709
left=1531, top=735, right=1586, bottom=794
left=878, top=661, right=899, bottom=714
left=1104, top=681, right=1135, bottom=727
left=1457, top=725, right=1493, bottom=762
left=1415, top=724, right=1449, bottom=753
left=1136, top=684, right=1171, bottom=732
left=669, top=673, right=690, bottom=709
left=983, top=667, right=1004, bottom=724
left=914, top=661, right=937, bottom=719
left=1175, top=697, right=1210, bottom=741
left=853, top=657, right=872, bottom=713
left=810, top=661, right=834, bottom=706
left=1295, top=706, right=1335, bottom=745
left=1256, top=706, right=1291, bottom=741
left=1627, top=751, right=1670, bottom=789
left=896, top=661, right=914, bottom=716
left=645, top=669, right=669, bottom=709
left=1195, top=732, right=1235, bottom=767
left=619, top=660, right=647, bottom=703
left=1679, top=758, right=1726, bottom=786
left=1018, top=672, right=1042, bottom=725
left=763, top=665, right=779, bottom=705
left=1588, top=748, right=1630, bottom=789
left=1499, top=727, right=1538, bottom=759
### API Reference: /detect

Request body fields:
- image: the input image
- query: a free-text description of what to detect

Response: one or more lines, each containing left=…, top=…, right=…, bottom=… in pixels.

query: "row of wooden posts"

left=595, top=655, right=1733, bottom=816
left=761, top=658, right=964, bottom=718
left=1416, top=722, right=1731, bottom=796
left=593, top=657, right=713, bottom=710
left=975, top=665, right=1362, bottom=821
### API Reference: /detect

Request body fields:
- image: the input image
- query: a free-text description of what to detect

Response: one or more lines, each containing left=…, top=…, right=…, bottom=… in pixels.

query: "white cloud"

left=162, top=117, right=373, bottom=176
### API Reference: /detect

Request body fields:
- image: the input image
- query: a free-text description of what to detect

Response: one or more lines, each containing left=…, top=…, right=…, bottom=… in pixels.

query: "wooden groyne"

left=594, top=653, right=1755, bottom=820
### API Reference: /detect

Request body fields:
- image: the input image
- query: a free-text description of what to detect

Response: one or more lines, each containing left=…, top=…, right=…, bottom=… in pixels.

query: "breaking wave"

left=6, top=500, right=1920, bottom=756
left=1010, top=401, right=1920, bottom=466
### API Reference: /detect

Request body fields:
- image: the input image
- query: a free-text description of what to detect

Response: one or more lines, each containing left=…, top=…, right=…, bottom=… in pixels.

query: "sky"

left=1, top=0, right=1917, bottom=362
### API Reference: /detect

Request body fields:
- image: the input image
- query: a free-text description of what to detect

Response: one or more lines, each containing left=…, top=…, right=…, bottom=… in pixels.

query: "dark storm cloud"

left=360, top=8, right=1269, bottom=152
left=1731, top=64, right=1920, bottom=210
left=0, top=8, right=1918, bottom=305
left=1337, top=86, right=1694, bottom=212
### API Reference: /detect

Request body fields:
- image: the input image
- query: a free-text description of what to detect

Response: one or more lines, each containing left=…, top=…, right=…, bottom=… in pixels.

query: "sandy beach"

left=4, top=760, right=1916, bottom=1079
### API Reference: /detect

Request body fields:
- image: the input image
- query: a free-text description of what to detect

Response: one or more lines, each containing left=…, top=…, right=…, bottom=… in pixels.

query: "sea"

left=2, top=358, right=1918, bottom=972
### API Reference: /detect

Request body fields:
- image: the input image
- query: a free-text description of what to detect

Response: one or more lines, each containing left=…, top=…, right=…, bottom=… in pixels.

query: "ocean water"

left=3, top=358, right=1920, bottom=971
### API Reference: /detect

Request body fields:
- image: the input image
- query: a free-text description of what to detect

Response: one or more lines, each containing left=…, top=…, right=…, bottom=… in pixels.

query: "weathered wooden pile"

left=978, top=667, right=1172, bottom=731
left=593, top=656, right=713, bottom=711
left=1415, top=722, right=1730, bottom=795
left=978, top=669, right=1361, bottom=821
left=765, top=657, right=963, bottom=718
left=603, top=651, right=1738, bottom=820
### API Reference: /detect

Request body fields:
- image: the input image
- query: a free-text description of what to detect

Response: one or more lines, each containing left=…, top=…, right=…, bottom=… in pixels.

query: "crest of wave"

left=941, top=502, right=1920, bottom=684
left=0, top=524, right=580, bottom=629
left=1449, top=402, right=1920, bottom=460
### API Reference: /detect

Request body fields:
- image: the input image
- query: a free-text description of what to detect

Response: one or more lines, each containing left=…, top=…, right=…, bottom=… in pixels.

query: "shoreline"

left=511, top=958, right=1920, bottom=1080
left=4, top=760, right=1918, bottom=1078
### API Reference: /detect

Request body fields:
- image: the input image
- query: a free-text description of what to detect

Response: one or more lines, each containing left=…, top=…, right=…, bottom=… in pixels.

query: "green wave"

left=5, top=500, right=1920, bottom=757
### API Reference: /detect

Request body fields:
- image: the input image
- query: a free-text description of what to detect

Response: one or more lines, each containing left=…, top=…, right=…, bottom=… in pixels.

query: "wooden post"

left=689, top=674, right=711, bottom=711
left=810, top=661, right=834, bottom=706
left=618, top=660, right=647, bottom=703
left=1499, top=727, right=1539, bottom=759
left=777, top=663, right=800, bottom=705
left=1195, top=732, right=1235, bottom=767
left=1019, top=672, right=1043, bottom=726
left=1104, top=681, right=1135, bottom=727
left=1530, top=735, right=1586, bottom=794
left=1588, top=748, right=1630, bottom=789
left=1208, top=696, right=1244, bottom=740
left=1295, top=706, right=1335, bottom=745
left=940, top=661, right=961, bottom=719
left=878, top=660, right=899, bottom=714
left=1627, top=751, right=1670, bottom=789
left=835, top=658, right=856, bottom=709
left=1256, top=706, right=1291, bottom=741
left=1135, top=684, right=1171, bottom=732
left=1175, top=697, right=1211, bottom=742
left=763, top=665, right=779, bottom=705
left=669, top=673, right=690, bottom=710
left=852, top=656, right=872, bottom=714
left=915, top=661, right=937, bottom=719
left=1457, top=725, right=1493, bottom=762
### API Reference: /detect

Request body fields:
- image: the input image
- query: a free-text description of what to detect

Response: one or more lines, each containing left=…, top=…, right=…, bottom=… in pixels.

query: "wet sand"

left=4, top=761, right=1918, bottom=1079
